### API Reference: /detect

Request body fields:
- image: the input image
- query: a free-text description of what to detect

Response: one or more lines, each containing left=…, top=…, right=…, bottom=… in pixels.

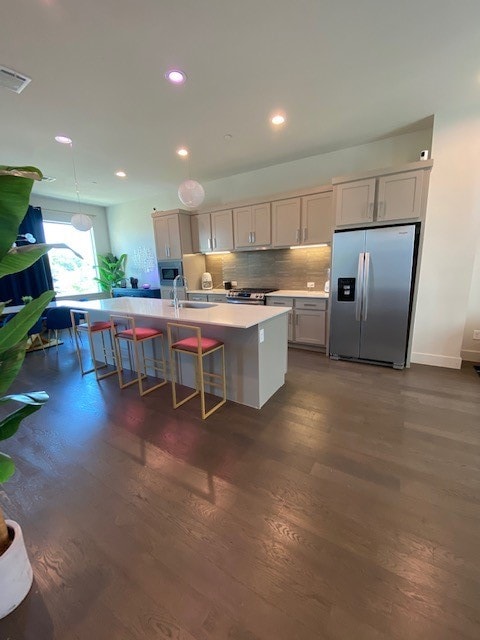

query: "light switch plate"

left=307, top=282, right=315, bottom=288
left=473, top=329, right=480, bottom=340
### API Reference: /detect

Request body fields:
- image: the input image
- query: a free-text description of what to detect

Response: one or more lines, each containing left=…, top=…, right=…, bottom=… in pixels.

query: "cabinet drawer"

left=188, top=293, right=208, bottom=301
left=208, top=294, right=227, bottom=302
left=295, top=298, right=327, bottom=311
left=266, top=297, right=293, bottom=307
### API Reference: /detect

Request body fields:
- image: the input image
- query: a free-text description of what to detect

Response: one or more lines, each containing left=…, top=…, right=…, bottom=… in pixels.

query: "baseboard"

left=461, top=349, right=480, bottom=363
left=410, top=352, right=462, bottom=369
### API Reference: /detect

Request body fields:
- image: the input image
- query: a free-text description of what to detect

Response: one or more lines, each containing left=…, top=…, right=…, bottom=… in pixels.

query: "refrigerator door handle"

left=355, top=252, right=365, bottom=321
left=362, top=252, right=371, bottom=321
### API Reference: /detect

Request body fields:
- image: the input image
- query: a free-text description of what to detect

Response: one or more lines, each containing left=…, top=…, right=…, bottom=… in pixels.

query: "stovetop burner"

left=226, top=287, right=278, bottom=305
left=229, top=287, right=277, bottom=294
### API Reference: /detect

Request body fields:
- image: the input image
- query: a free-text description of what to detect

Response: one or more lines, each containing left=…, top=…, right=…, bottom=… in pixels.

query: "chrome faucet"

left=172, top=274, right=188, bottom=310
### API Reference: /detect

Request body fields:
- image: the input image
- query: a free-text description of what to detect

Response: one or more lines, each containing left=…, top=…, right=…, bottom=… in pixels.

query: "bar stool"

left=70, top=309, right=117, bottom=380
left=167, top=322, right=226, bottom=419
left=111, top=314, right=167, bottom=396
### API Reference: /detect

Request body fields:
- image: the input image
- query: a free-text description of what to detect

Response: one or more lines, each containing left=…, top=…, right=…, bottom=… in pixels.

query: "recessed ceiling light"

left=165, top=69, right=186, bottom=85
left=271, top=114, right=286, bottom=126
left=115, top=170, right=127, bottom=178
left=55, top=135, right=72, bottom=144
left=177, top=148, right=189, bottom=157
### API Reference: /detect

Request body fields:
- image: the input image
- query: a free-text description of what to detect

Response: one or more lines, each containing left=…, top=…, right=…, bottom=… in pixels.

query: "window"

left=42, top=221, right=100, bottom=296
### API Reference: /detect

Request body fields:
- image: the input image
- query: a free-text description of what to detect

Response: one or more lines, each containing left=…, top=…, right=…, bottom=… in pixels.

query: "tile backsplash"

left=205, top=246, right=331, bottom=291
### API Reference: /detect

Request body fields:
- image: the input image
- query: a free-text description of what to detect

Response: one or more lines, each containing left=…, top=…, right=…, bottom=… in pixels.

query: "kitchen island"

left=61, top=297, right=290, bottom=409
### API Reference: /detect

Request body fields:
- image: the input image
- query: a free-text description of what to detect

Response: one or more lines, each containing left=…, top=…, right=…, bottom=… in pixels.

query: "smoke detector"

left=0, top=66, right=32, bottom=94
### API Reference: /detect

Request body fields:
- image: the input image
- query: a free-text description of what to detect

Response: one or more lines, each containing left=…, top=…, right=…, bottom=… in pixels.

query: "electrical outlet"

left=307, top=282, right=315, bottom=288
left=231, top=281, right=237, bottom=287
left=473, top=330, right=480, bottom=340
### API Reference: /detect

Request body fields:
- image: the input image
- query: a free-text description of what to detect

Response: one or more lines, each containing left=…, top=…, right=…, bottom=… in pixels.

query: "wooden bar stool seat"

left=71, top=309, right=117, bottom=381
left=111, top=314, right=167, bottom=396
left=167, top=322, right=226, bottom=419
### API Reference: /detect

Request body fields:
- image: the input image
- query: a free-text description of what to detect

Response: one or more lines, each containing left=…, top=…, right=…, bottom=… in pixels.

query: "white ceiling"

left=1, top=0, right=480, bottom=206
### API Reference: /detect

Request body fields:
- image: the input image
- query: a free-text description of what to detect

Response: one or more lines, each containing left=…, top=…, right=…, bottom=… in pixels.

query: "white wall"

left=107, top=128, right=432, bottom=287
left=411, top=107, right=480, bottom=368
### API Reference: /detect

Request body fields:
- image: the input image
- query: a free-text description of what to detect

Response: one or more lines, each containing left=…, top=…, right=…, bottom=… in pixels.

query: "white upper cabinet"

left=301, top=192, right=333, bottom=244
left=333, top=164, right=431, bottom=228
left=211, top=210, right=234, bottom=251
left=233, top=203, right=271, bottom=249
left=334, top=179, right=376, bottom=226
left=191, top=210, right=234, bottom=253
left=272, top=198, right=302, bottom=247
left=376, top=170, right=424, bottom=222
left=272, top=191, right=333, bottom=247
left=152, top=210, right=192, bottom=259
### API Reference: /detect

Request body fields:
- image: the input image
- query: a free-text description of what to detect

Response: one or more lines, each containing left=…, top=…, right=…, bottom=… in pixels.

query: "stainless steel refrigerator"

left=329, top=223, right=419, bottom=369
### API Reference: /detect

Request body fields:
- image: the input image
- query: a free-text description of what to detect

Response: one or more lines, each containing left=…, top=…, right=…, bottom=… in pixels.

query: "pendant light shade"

left=178, top=179, right=205, bottom=209
left=71, top=213, right=93, bottom=231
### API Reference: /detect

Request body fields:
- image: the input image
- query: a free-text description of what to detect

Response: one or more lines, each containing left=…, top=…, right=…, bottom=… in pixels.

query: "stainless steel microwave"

left=158, top=260, right=183, bottom=286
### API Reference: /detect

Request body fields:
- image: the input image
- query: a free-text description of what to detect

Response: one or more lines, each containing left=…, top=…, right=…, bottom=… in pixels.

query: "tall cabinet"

left=152, top=209, right=193, bottom=259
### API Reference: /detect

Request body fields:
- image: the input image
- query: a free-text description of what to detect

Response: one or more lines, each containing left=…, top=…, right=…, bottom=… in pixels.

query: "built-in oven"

left=158, top=260, right=183, bottom=286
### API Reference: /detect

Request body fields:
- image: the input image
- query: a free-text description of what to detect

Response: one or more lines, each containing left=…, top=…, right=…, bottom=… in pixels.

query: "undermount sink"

left=169, top=301, right=217, bottom=309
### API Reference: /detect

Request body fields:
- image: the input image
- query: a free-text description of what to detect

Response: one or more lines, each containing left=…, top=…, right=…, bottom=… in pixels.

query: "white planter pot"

left=0, top=520, right=33, bottom=619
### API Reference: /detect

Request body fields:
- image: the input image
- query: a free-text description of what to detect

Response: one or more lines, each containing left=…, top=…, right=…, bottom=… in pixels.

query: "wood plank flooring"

left=1, top=343, right=479, bottom=639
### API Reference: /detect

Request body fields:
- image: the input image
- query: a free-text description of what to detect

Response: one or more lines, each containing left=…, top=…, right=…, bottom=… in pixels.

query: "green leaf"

left=0, top=452, right=15, bottom=482
left=0, top=167, right=42, bottom=261
left=0, top=400, right=46, bottom=442
left=0, top=243, right=83, bottom=278
left=0, top=391, right=49, bottom=405
left=0, top=339, right=27, bottom=396
left=0, top=290, right=54, bottom=352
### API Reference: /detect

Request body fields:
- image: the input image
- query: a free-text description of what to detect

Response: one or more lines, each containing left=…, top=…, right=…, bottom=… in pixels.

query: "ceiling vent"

left=0, top=66, right=32, bottom=94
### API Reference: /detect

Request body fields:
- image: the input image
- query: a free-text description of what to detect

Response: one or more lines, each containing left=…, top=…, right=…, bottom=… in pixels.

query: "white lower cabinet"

left=266, top=297, right=327, bottom=347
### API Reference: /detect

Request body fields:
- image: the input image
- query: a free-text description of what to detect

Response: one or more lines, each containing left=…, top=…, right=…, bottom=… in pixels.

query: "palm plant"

left=0, top=166, right=60, bottom=555
left=94, top=252, right=127, bottom=292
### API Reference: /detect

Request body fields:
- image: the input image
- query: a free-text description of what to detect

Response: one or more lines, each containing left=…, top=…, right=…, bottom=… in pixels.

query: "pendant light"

left=176, top=147, right=205, bottom=209
left=56, top=136, right=93, bottom=231
left=178, top=179, right=205, bottom=209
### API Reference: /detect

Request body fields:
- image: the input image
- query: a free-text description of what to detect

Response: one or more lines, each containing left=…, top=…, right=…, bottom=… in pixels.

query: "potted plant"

left=0, top=165, right=68, bottom=618
left=94, top=252, right=127, bottom=293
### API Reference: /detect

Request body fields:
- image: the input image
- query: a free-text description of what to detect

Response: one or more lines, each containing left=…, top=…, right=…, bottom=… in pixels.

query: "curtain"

left=0, top=206, right=54, bottom=305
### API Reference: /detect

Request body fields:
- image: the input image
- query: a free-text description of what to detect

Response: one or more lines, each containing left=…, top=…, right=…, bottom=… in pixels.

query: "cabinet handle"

left=207, top=238, right=212, bottom=251
left=368, top=202, right=374, bottom=218
left=213, top=237, right=217, bottom=249
left=303, top=303, right=317, bottom=307
left=378, top=201, right=384, bottom=219
left=296, top=228, right=300, bottom=243
left=248, top=232, right=252, bottom=243
left=303, top=228, right=307, bottom=242
left=252, top=231, right=256, bottom=244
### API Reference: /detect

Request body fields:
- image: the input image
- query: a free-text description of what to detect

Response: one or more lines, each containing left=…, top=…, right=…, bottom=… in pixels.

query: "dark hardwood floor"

left=1, top=342, right=480, bottom=639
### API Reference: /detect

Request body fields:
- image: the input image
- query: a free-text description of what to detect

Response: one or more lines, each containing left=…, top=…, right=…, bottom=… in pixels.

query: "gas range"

left=226, top=287, right=278, bottom=305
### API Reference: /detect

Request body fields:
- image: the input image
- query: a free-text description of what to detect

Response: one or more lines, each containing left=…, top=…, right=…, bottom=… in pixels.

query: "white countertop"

left=266, top=290, right=329, bottom=299
left=60, top=297, right=289, bottom=330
